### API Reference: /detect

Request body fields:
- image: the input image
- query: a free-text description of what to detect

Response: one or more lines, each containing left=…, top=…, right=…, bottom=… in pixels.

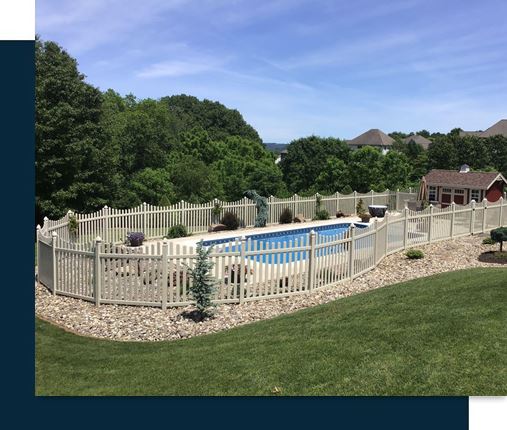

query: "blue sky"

left=37, top=0, right=507, bottom=142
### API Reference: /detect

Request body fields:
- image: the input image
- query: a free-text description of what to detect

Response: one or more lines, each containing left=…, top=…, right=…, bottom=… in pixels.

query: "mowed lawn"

left=36, top=268, right=507, bottom=396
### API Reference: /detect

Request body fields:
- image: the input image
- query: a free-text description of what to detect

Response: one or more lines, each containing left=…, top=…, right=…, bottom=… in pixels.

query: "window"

left=454, top=189, right=464, bottom=195
left=471, top=189, right=480, bottom=202
left=442, top=187, right=452, bottom=193
left=429, top=186, right=437, bottom=201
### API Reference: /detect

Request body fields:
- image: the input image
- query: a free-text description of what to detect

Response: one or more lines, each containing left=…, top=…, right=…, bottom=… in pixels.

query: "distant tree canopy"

left=36, top=37, right=507, bottom=224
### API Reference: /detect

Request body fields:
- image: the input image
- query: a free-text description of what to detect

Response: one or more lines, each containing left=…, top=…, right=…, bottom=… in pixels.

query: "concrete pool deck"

left=145, top=215, right=381, bottom=249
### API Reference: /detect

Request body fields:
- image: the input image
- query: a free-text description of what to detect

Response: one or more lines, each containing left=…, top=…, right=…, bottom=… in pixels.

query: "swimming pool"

left=202, top=223, right=367, bottom=263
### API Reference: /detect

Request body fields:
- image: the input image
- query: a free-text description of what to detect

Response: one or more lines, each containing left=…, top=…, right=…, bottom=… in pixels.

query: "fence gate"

left=37, top=234, right=54, bottom=292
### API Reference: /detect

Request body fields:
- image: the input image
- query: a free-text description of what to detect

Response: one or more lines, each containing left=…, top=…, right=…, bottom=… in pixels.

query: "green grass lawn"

left=36, top=268, right=507, bottom=396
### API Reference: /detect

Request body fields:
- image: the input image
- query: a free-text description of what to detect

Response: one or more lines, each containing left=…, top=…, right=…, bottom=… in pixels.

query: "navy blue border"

left=0, top=40, right=468, bottom=430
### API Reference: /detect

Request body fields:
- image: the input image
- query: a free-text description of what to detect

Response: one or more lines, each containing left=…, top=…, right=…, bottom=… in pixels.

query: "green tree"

left=129, top=168, right=176, bottom=206
left=428, top=139, right=458, bottom=170
left=348, top=146, right=383, bottom=192
left=36, top=37, right=113, bottom=221
left=314, top=158, right=350, bottom=194
left=382, top=151, right=412, bottom=190
left=280, top=136, right=350, bottom=193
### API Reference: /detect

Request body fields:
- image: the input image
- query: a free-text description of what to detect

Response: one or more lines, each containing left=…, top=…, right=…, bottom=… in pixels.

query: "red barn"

left=424, top=166, right=507, bottom=207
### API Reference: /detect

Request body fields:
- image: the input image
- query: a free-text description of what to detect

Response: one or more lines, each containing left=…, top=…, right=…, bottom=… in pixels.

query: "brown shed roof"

left=347, top=129, right=395, bottom=147
left=424, top=169, right=506, bottom=190
left=459, top=119, right=507, bottom=138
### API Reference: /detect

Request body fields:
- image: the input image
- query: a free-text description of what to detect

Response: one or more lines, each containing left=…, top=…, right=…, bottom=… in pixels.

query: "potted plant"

left=126, top=232, right=145, bottom=247
left=356, top=199, right=371, bottom=223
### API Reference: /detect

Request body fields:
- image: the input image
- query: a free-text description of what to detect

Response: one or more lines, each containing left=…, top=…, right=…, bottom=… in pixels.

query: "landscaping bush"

left=166, top=224, right=188, bottom=239
left=482, top=237, right=496, bottom=245
left=279, top=208, right=293, bottom=224
left=185, top=240, right=216, bottom=320
left=158, top=195, right=172, bottom=207
left=126, top=232, right=144, bottom=247
left=314, top=209, right=330, bottom=220
left=356, top=198, right=366, bottom=215
left=490, top=227, right=507, bottom=252
left=68, top=213, right=78, bottom=235
left=221, top=211, right=239, bottom=230
left=406, top=249, right=424, bottom=259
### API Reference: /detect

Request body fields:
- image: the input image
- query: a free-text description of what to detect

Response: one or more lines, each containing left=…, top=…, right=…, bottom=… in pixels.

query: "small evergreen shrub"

left=68, top=213, right=79, bottom=235
left=166, top=224, right=188, bottom=239
left=185, top=240, right=216, bottom=319
left=490, top=227, right=507, bottom=252
left=482, top=237, right=496, bottom=245
left=279, top=208, right=293, bottom=224
left=406, top=249, right=424, bottom=259
left=126, top=232, right=144, bottom=247
left=212, top=202, right=222, bottom=222
left=314, top=209, right=330, bottom=220
left=221, top=211, right=240, bottom=230
left=341, top=185, right=353, bottom=195
left=356, top=198, right=366, bottom=215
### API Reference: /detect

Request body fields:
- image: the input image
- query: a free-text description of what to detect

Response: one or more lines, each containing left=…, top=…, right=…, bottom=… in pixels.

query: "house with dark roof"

left=403, top=134, right=432, bottom=150
left=459, top=119, right=507, bottom=138
left=346, top=129, right=394, bottom=154
left=424, top=165, right=507, bottom=207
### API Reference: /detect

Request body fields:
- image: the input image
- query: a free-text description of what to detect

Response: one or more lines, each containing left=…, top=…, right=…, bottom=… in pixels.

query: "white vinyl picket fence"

left=39, top=189, right=416, bottom=243
left=37, top=197, right=506, bottom=309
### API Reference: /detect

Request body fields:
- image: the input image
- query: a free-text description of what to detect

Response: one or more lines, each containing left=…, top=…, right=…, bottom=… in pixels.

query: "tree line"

left=36, top=37, right=507, bottom=224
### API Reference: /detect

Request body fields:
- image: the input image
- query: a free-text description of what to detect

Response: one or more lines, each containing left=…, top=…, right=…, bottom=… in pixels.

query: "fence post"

left=470, top=200, right=476, bottom=235
left=142, top=202, right=148, bottom=237
left=36, top=225, right=41, bottom=273
left=94, top=236, right=102, bottom=306
left=307, top=230, right=316, bottom=292
left=51, top=232, right=58, bottom=295
left=396, top=189, right=400, bottom=211
left=373, top=218, right=379, bottom=263
left=161, top=239, right=168, bottom=310
left=403, top=204, right=409, bottom=249
left=482, top=198, right=488, bottom=233
left=499, top=197, right=504, bottom=226
left=370, top=190, right=374, bottom=206
left=384, top=211, right=389, bottom=255
left=450, top=202, right=456, bottom=238
left=295, top=194, right=300, bottom=217
left=353, top=191, right=358, bottom=214
left=349, top=225, right=356, bottom=279
left=103, top=205, right=109, bottom=243
left=239, top=236, right=246, bottom=304
left=428, top=205, right=434, bottom=243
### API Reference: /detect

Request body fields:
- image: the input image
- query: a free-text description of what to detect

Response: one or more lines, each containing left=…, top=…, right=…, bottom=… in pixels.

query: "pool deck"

left=155, top=215, right=370, bottom=248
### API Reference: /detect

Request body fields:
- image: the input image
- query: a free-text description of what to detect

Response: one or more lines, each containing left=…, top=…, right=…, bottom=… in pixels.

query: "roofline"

left=425, top=173, right=507, bottom=191
left=486, top=173, right=507, bottom=189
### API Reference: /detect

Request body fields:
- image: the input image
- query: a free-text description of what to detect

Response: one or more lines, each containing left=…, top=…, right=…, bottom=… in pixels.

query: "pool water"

left=202, top=223, right=367, bottom=263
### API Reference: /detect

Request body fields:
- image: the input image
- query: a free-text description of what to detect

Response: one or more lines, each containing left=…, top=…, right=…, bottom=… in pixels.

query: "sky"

left=37, top=0, right=507, bottom=143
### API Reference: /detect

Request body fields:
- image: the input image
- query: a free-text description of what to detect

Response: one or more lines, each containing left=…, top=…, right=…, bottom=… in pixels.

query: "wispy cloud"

left=137, top=60, right=218, bottom=78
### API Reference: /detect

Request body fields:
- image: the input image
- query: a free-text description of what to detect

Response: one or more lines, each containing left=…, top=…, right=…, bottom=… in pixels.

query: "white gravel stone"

left=35, top=235, right=504, bottom=342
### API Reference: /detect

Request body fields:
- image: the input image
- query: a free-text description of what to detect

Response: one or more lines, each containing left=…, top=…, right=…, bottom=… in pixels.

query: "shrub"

left=185, top=240, right=216, bottom=319
left=221, top=211, right=239, bottom=230
left=126, top=232, right=144, bottom=247
left=68, top=213, right=78, bottom=235
left=166, top=224, right=188, bottom=239
left=490, top=227, right=507, bottom=252
left=356, top=198, right=366, bottom=215
left=406, top=249, right=424, bottom=259
left=314, top=209, right=330, bottom=220
left=482, top=237, right=496, bottom=245
left=341, top=185, right=353, bottom=195
left=212, top=202, right=222, bottom=222
left=279, top=208, right=293, bottom=224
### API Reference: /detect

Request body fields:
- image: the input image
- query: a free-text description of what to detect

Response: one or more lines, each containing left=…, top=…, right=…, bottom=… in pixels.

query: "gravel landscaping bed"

left=35, top=235, right=504, bottom=342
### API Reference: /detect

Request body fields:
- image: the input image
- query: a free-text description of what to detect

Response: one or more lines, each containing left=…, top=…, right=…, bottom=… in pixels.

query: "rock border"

left=35, top=235, right=504, bottom=342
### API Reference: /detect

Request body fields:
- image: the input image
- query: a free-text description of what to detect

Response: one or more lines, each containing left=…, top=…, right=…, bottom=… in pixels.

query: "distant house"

left=403, top=134, right=432, bottom=150
left=424, top=165, right=507, bottom=207
left=346, top=129, right=394, bottom=154
left=459, top=119, right=507, bottom=138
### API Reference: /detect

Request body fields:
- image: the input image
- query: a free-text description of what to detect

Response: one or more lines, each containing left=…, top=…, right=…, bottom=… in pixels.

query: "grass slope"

left=36, top=268, right=507, bottom=396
